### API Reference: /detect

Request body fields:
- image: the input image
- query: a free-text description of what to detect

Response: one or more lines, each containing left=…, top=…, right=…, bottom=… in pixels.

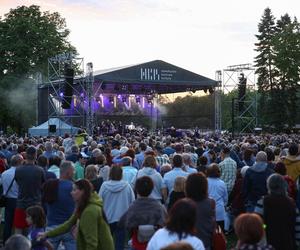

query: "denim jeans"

left=3, top=197, right=17, bottom=244
left=46, top=225, right=76, bottom=250
left=110, top=222, right=125, bottom=250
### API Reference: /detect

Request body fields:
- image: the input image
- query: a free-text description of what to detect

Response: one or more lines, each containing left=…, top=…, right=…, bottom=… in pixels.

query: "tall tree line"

left=255, top=8, right=300, bottom=131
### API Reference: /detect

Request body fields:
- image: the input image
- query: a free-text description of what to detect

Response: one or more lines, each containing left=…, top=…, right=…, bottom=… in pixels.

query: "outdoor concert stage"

left=38, top=60, right=217, bottom=128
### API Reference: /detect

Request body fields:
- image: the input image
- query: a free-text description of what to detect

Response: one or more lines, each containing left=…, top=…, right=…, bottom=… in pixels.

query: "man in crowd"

left=14, top=146, right=45, bottom=234
left=1, top=154, right=23, bottom=244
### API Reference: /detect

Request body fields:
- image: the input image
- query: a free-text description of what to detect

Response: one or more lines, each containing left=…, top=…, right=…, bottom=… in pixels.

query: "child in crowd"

left=168, top=176, right=186, bottom=210
left=26, top=205, right=53, bottom=250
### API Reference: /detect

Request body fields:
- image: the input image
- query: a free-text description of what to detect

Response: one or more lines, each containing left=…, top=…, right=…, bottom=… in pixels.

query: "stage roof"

left=93, top=60, right=217, bottom=94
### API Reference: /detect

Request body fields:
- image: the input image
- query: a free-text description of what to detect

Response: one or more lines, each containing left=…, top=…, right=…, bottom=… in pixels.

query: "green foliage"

left=255, top=8, right=300, bottom=131
left=160, top=94, right=214, bottom=129
left=0, top=5, right=77, bottom=133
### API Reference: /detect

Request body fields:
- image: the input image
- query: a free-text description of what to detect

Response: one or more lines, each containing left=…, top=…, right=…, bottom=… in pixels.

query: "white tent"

left=28, top=118, right=79, bottom=137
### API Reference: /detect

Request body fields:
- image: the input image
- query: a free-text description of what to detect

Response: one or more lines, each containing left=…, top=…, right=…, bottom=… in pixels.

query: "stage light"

left=59, top=92, right=64, bottom=97
left=80, top=92, right=84, bottom=97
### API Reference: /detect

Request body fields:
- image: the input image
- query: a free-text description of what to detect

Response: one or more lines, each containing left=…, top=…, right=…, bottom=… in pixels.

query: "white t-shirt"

left=147, top=228, right=205, bottom=250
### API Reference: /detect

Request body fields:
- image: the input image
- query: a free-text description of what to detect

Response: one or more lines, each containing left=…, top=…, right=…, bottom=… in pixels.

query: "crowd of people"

left=0, top=129, right=299, bottom=250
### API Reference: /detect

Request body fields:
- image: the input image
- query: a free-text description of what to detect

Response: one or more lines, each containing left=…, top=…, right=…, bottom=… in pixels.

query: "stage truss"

left=47, top=53, right=86, bottom=129
left=223, top=63, right=257, bottom=134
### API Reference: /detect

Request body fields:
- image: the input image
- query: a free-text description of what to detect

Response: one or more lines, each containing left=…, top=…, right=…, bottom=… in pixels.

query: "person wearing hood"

left=242, top=151, right=274, bottom=212
left=39, top=179, right=114, bottom=250
left=136, top=155, right=167, bottom=203
left=282, top=143, right=300, bottom=181
left=99, top=165, right=135, bottom=250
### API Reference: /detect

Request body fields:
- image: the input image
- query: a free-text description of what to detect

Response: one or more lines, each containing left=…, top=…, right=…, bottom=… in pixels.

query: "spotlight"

left=59, top=92, right=64, bottom=97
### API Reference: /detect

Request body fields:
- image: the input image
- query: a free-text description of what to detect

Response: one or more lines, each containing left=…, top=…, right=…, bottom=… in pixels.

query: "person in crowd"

left=48, top=156, right=62, bottom=179
left=26, top=205, right=53, bottom=250
left=37, top=155, right=56, bottom=180
left=160, top=163, right=172, bottom=178
left=73, top=152, right=88, bottom=180
left=185, top=173, right=215, bottom=250
left=164, top=154, right=189, bottom=198
left=234, top=213, right=274, bottom=250
left=154, top=144, right=170, bottom=169
left=147, top=198, right=205, bottom=250
left=119, top=176, right=167, bottom=250
left=85, top=164, right=103, bottom=193
left=168, top=176, right=186, bottom=211
left=14, top=146, right=45, bottom=234
left=43, top=161, right=76, bottom=250
left=136, top=155, right=167, bottom=203
left=66, top=145, right=80, bottom=163
left=219, top=146, right=237, bottom=195
left=163, top=140, right=175, bottom=156
left=43, top=141, right=56, bottom=159
left=274, top=161, right=296, bottom=200
left=206, top=163, right=228, bottom=231
left=125, top=148, right=139, bottom=169
left=40, top=179, right=114, bottom=250
left=182, top=153, right=197, bottom=174
left=242, top=148, right=255, bottom=167
left=99, top=165, right=135, bottom=250
left=1, top=154, right=23, bottom=244
left=282, top=143, right=300, bottom=181
left=121, top=156, right=138, bottom=188
left=254, top=174, right=299, bottom=250
left=197, top=156, right=208, bottom=174
left=136, top=142, right=147, bottom=169
left=265, top=148, right=275, bottom=170
left=242, top=151, right=274, bottom=212
left=4, top=234, right=31, bottom=250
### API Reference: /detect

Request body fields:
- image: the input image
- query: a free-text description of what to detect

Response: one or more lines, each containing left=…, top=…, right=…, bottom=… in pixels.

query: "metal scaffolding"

left=86, top=62, right=94, bottom=135
left=223, top=63, right=257, bottom=134
left=214, top=70, right=222, bottom=132
left=46, top=52, right=86, bottom=128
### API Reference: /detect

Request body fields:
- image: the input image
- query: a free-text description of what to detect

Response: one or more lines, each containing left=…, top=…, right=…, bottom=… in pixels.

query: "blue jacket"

left=98, top=180, right=135, bottom=224
left=242, top=162, right=274, bottom=203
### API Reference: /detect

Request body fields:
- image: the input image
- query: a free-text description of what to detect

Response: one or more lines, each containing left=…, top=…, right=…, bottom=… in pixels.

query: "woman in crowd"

left=136, top=155, right=167, bottom=203
left=39, top=179, right=114, bottom=250
left=206, top=163, right=228, bottom=231
left=99, top=165, right=135, bottom=250
left=85, top=164, right=103, bottom=193
left=254, top=174, right=299, bottom=250
left=147, top=198, right=205, bottom=250
left=234, top=213, right=274, bottom=250
left=185, top=173, right=215, bottom=250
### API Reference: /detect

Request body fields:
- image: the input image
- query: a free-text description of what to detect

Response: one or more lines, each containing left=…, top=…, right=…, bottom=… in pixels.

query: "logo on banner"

left=140, top=68, right=177, bottom=81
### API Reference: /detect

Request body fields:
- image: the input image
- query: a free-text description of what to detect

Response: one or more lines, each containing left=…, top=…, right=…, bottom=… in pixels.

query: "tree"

left=0, top=5, right=77, bottom=133
left=273, top=15, right=300, bottom=128
left=254, top=8, right=277, bottom=128
left=254, top=8, right=300, bottom=131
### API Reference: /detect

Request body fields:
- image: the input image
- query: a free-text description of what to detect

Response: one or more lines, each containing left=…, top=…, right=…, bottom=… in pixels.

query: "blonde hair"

left=85, top=165, right=98, bottom=180
left=173, top=176, right=186, bottom=192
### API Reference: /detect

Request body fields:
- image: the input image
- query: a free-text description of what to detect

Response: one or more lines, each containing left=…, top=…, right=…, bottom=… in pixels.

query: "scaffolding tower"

left=214, top=70, right=222, bottom=133
left=222, top=63, right=257, bottom=134
left=47, top=52, right=86, bottom=129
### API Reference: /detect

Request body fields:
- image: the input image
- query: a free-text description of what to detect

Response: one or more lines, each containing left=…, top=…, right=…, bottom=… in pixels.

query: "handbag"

left=0, top=177, right=15, bottom=207
left=212, top=224, right=226, bottom=250
left=209, top=198, right=226, bottom=250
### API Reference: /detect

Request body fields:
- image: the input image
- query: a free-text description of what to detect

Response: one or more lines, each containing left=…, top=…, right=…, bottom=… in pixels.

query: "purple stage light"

left=59, top=92, right=64, bottom=97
